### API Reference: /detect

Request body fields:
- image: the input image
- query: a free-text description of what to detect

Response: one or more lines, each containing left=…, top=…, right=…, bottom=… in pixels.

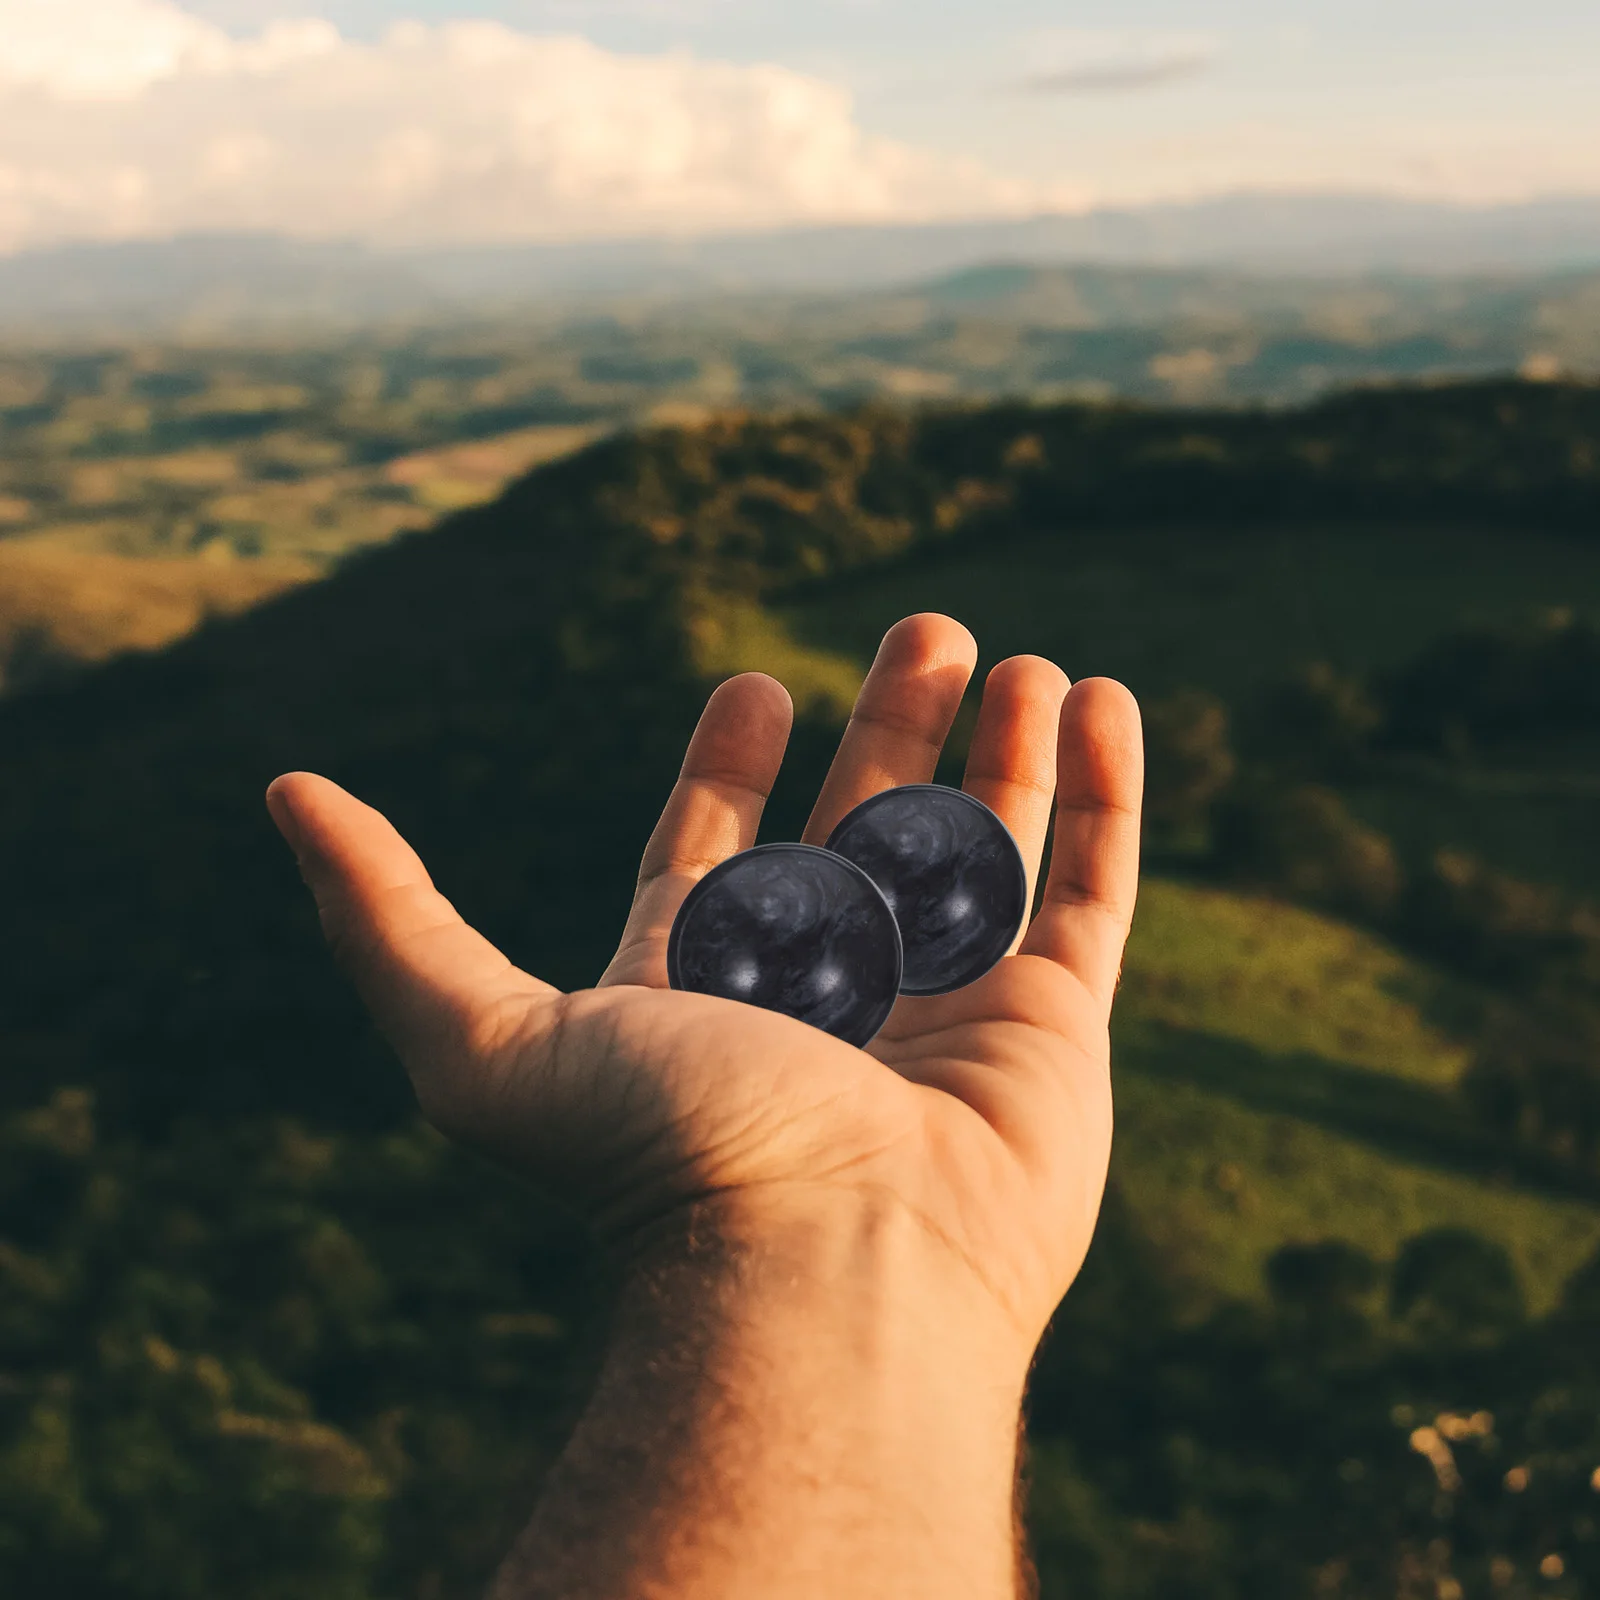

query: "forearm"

left=489, top=1189, right=1037, bottom=1600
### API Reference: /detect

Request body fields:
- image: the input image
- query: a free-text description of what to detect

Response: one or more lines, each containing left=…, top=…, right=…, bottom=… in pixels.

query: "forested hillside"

left=3, top=380, right=1600, bottom=1598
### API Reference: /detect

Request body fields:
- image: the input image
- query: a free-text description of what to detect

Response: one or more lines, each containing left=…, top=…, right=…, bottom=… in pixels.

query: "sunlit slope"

left=1, top=423, right=606, bottom=567
left=0, top=542, right=315, bottom=691
left=0, top=422, right=608, bottom=689
left=1113, top=879, right=1600, bottom=1312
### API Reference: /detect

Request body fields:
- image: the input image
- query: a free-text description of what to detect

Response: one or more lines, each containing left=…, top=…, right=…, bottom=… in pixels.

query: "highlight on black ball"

left=825, top=784, right=1028, bottom=997
left=666, top=843, right=904, bottom=1048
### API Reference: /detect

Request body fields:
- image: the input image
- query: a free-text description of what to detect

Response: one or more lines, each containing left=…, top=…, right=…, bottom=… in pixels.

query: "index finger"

left=597, top=673, right=794, bottom=989
left=1017, top=678, right=1143, bottom=1010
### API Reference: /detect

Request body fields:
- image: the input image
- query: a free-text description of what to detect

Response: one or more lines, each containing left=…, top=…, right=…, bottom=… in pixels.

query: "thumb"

left=266, top=772, right=562, bottom=1121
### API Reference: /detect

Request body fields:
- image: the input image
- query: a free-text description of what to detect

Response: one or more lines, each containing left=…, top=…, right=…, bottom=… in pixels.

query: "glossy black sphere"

left=825, top=785, right=1027, bottom=997
left=667, top=844, right=903, bottom=1047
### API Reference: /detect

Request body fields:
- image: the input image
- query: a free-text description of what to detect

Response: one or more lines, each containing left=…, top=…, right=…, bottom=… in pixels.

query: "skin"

left=265, top=612, right=1144, bottom=1600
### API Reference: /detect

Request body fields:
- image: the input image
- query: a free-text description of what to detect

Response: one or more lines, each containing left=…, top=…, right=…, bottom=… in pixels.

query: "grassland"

left=0, top=541, right=315, bottom=690
left=1113, top=879, right=1600, bottom=1312
left=0, top=421, right=609, bottom=566
left=0, top=359, right=611, bottom=680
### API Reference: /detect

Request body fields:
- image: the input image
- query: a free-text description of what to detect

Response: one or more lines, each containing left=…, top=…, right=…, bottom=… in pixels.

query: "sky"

left=3, top=0, right=1598, bottom=254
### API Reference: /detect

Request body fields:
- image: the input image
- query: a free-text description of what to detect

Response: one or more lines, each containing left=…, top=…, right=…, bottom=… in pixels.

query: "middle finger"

left=800, top=613, right=978, bottom=846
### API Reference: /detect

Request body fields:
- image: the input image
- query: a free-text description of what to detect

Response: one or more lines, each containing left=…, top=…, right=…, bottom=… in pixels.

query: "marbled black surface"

left=826, top=785, right=1027, bottom=997
left=667, top=843, right=903, bottom=1047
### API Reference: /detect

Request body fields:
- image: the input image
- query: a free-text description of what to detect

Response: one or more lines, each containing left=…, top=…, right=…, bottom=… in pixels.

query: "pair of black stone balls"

left=666, top=784, right=1029, bottom=1048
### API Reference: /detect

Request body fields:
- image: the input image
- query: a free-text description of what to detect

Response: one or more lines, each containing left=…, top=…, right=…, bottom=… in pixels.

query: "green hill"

left=2, top=380, right=1599, bottom=1598
left=1115, top=880, right=1600, bottom=1310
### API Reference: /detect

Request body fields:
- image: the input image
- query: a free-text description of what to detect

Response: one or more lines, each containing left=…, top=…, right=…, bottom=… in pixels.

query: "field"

left=3, top=268, right=1597, bottom=688
left=1, top=377, right=1598, bottom=1598
left=1114, top=880, right=1600, bottom=1311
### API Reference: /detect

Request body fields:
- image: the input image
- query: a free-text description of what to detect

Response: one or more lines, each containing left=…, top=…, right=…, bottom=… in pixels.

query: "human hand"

left=265, top=612, right=1142, bottom=1357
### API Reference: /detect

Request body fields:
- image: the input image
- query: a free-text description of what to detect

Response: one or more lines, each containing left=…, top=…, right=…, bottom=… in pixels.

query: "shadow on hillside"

left=1117, top=1018, right=1600, bottom=1204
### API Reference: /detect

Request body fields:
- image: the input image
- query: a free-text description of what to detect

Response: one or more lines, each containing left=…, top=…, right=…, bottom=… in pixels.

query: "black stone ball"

left=666, top=843, right=903, bottom=1048
left=825, top=785, right=1028, bottom=997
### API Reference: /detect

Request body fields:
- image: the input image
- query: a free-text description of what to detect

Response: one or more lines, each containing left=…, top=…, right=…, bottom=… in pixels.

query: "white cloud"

left=1012, top=28, right=1219, bottom=94
left=0, top=0, right=1081, bottom=253
left=0, top=0, right=343, bottom=98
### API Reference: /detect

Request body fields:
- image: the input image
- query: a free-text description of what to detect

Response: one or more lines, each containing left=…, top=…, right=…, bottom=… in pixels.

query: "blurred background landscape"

left=4, top=1, right=1600, bottom=1596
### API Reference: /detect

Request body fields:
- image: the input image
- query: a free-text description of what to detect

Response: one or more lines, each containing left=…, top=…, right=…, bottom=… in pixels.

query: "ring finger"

left=958, top=654, right=1072, bottom=956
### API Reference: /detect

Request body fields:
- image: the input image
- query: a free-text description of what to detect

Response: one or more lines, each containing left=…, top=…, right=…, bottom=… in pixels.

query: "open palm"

left=266, top=613, right=1143, bottom=1347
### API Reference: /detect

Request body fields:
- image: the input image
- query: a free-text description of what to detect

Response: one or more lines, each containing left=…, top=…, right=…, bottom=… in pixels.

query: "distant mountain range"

left=4, top=193, right=1600, bottom=332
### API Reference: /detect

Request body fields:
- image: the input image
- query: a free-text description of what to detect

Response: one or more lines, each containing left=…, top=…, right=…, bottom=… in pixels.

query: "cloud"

left=0, top=0, right=1080, bottom=253
left=1012, top=29, right=1218, bottom=95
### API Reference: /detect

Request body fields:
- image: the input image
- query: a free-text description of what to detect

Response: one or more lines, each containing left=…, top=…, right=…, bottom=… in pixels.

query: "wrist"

left=655, top=1186, right=1034, bottom=1587
left=624, top=1188, right=1032, bottom=1597
left=501, top=1185, right=1037, bottom=1600
left=617, top=1179, right=1039, bottom=1372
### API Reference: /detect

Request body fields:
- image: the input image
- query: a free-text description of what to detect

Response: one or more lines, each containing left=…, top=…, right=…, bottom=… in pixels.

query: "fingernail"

left=265, top=785, right=304, bottom=858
